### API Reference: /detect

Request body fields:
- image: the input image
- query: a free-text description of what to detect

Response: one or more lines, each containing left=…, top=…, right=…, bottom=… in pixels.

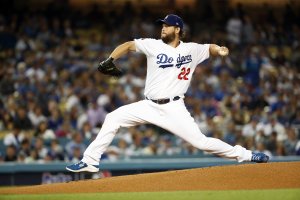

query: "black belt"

left=146, top=96, right=180, bottom=104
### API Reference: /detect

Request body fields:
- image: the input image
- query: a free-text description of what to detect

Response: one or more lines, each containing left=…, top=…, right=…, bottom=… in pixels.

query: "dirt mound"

left=1, top=162, right=300, bottom=194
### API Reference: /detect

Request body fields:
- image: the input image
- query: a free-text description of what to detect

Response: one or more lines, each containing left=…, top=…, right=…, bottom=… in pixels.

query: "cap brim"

left=156, top=19, right=166, bottom=24
left=156, top=19, right=174, bottom=26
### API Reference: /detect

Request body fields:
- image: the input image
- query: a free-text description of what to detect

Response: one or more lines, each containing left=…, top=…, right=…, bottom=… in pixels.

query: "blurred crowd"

left=0, top=1, right=300, bottom=163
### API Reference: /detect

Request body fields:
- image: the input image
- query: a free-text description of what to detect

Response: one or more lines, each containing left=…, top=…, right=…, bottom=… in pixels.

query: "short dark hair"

left=179, top=28, right=186, bottom=39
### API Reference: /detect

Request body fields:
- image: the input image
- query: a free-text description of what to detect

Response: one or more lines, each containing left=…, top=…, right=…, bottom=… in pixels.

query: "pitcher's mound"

left=1, top=161, right=300, bottom=194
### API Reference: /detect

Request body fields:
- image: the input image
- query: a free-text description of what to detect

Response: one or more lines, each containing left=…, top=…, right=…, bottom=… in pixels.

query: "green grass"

left=1, top=189, right=300, bottom=200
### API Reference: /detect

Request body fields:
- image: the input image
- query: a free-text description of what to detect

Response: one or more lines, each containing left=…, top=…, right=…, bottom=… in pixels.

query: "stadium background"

left=0, top=0, right=300, bottom=185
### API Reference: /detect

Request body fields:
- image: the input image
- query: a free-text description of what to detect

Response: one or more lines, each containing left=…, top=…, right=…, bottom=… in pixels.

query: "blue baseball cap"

left=157, top=14, right=184, bottom=30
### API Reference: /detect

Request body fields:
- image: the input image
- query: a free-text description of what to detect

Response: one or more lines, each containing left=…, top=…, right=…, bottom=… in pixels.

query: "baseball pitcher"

left=66, top=14, right=269, bottom=173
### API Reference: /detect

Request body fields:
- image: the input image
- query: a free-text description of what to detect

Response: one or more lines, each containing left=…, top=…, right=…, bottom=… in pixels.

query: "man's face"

left=161, top=24, right=177, bottom=44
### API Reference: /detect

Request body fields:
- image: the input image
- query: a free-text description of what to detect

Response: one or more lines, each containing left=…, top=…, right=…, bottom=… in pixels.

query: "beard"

left=161, top=32, right=176, bottom=44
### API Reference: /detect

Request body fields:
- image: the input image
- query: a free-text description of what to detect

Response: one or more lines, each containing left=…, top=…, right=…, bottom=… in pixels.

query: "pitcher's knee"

left=96, top=111, right=122, bottom=136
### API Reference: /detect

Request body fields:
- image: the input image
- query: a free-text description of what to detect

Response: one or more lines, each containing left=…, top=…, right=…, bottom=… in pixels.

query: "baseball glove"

left=98, top=57, right=124, bottom=78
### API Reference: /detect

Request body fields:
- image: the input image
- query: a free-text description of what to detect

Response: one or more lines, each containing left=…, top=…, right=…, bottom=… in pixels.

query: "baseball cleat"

left=251, top=152, right=269, bottom=163
left=66, top=161, right=99, bottom=172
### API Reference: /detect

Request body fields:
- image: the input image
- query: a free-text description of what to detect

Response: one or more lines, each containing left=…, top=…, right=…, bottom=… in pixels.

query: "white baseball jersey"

left=134, top=38, right=210, bottom=99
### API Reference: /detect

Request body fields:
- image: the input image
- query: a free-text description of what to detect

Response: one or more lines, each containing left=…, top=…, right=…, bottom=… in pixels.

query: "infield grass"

left=1, top=189, right=299, bottom=200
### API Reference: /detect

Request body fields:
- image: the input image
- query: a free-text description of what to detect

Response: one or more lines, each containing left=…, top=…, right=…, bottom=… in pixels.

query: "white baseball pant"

left=82, top=99, right=252, bottom=165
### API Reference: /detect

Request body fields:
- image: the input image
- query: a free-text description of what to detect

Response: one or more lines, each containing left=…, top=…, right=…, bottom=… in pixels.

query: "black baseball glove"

left=98, top=57, right=124, bottom=78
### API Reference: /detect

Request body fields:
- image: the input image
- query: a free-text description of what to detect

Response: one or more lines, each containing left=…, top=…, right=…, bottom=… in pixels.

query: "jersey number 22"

left=178, top=67, right=190, bottom=80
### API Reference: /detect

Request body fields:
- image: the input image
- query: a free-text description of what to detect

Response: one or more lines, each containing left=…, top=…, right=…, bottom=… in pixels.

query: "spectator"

left=47, top=139, right=64, bottom=161
left=55, top=121, right=72, bottom=138
left=265, top=131, right=278, bottom=155
left=157, top=136, right=181, bottom=156
left=275, top=142, right=287, bottom=156
left=65, top=89, right=80, bottom=113
left=87, top=100, right=107, bottom=128
left=17, top=151, right=26, bottom=163
left=4, top=145, right=17, bottom=162
left=0, top=110, right=14, bottom=130
left=242, top=116, right=259, bottom=138
left=0, top=68, right=15, bottom=96
left=226, top=13, right=242, bottom=45
left=106, top=138, right=135, bottom=160
left=223, top=122, right=237, bottom=146
left=69, top=105, right=80, bottom=130
left=34, top=120, right=56, bottom=140
left=3, top=122, right=25, bottom=147
left=254, top=129, right=266, bottom=145
left=260, top=116, right=287, bottom=142
left=19, top=138, right=31, bottom=157
left=47, top=108, right=63, bottom=131
left=291, top=111, right=300, bottom=128
left=34, top=137, right=48, bottom=159
left=128, top=130, right=144, bottom=156
left=80, top=121, right=94, bottom=140
left=284, top=127, right=299, bottom=155
left=28, top=105, right=47, bottom=128
left=15, top=34, right=35, bottom=52
left=65, top=132, right=86, bottom=159
left=242, top=47, right=262, bottom=87
left=142, top=142, right=157, bottom=156
left=181, top=142, right=200, bottom=155
left=25, top=63, right=45, bottom=82
left=242, top=15, right=255, bottom=44
left=24, top=149, right=40, bottom=163
left=68, top=146, right=83, bottom=163
left=13, top=106, right=33, bottom=130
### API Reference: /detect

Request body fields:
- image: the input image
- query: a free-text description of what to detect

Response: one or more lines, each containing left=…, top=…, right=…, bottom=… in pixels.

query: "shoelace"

left=75, top=161, right=85, bottom=167
left=252, top=155, right=261, bottom=161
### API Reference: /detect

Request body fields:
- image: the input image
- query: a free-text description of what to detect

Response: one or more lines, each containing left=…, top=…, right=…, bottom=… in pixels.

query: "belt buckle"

left=173, top=96, right=180, bottom=101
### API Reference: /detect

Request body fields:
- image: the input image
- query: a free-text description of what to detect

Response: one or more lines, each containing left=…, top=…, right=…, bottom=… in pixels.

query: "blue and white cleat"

left=66, top=161, right=99, bottom=172
left=251, top=152, right=269, bottom=163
